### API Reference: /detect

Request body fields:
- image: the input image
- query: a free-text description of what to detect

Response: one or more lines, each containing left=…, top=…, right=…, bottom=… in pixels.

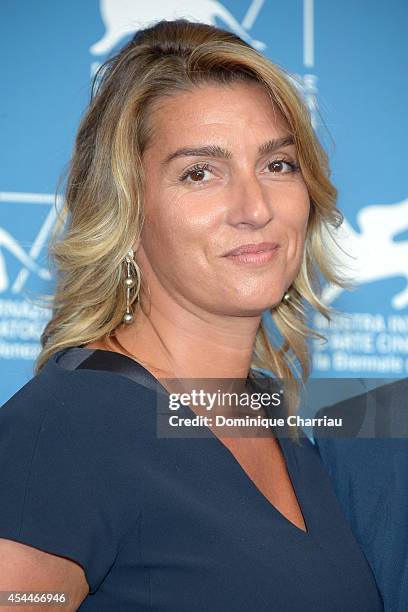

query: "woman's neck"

left=109, top=298, right=262, bottom=380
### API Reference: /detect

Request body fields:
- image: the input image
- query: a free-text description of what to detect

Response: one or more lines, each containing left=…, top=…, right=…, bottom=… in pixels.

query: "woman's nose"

left=226, top=171, right=273, bottom=229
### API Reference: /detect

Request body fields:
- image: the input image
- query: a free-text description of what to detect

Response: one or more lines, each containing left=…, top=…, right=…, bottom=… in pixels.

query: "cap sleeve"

left=0, top=371, right=139, bottom=594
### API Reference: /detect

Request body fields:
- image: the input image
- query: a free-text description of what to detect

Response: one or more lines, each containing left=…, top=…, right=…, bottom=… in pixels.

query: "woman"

left=0, top=19, right=382, bottom=611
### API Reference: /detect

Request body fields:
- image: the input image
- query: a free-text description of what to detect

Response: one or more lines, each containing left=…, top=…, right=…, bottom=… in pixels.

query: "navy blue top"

left=0, top=347, right=383, bottom=611
left=314, top=378, right=408, bottom=612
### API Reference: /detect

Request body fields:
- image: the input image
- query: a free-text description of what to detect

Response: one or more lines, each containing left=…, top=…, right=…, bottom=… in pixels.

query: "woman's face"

left=136, top=81, right=310, bottom=316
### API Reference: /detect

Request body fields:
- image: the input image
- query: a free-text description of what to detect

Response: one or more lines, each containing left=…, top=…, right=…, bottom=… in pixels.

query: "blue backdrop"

left=1, top=0, right=407, bottom=405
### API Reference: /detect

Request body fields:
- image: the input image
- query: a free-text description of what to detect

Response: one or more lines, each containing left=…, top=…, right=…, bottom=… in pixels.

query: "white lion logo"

left=322, top=198, right=408, bottom=310
left=91, top=0, right=267, bottom=56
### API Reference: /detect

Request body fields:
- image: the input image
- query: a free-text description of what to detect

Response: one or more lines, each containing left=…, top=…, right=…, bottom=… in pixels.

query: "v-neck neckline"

left=181, top=400, right=311, bottom=537
left=52, top=346, right=311, bottom=538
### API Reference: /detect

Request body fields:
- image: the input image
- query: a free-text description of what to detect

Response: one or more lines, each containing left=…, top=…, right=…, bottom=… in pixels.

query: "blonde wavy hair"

left=34, top=19, right=347, bottom=401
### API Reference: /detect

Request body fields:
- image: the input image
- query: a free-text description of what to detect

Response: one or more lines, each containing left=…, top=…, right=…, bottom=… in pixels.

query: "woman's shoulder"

left=0, top=347, right=147, bottom=596
left=0, top=346, right=159, bottom=446
left=0, top=347, right=153, bottom=525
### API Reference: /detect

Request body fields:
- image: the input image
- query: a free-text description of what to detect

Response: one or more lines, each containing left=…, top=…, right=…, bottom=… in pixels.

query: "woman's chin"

left=215, top=296, right=283, bottom=316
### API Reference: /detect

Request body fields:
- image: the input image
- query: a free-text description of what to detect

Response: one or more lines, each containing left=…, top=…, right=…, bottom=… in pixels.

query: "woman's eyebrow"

left=161, top=136, right=295, bottom=165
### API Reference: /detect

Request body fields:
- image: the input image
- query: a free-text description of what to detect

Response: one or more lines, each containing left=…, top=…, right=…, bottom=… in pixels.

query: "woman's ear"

left=132, top=238, right=141, bottom=253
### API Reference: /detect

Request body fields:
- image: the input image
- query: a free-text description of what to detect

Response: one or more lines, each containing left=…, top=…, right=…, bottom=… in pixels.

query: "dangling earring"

left=122, top=249, right=136, bottom=324
left=282, top=291, right=291, bottom=304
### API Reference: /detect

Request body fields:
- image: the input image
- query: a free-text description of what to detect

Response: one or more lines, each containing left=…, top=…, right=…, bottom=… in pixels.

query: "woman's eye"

left=265, top=159, right=299, bottom=174
left=179, top=163, right=214, bottom=183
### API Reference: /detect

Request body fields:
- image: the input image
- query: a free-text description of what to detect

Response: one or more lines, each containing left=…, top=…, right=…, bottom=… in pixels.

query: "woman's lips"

left=223, top=242, right=280, bottom=265
left=225, top=249, right=279, bottom=265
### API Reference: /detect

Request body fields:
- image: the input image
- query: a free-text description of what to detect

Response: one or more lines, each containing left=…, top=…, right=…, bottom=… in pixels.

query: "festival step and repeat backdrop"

left=1, top=0, right=407, bottom=405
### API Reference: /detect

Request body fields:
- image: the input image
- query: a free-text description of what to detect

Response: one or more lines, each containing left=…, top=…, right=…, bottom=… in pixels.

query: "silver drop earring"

left=122, top=249, right=136, bottom=324
left=282, top=291, right=291, bottom=304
